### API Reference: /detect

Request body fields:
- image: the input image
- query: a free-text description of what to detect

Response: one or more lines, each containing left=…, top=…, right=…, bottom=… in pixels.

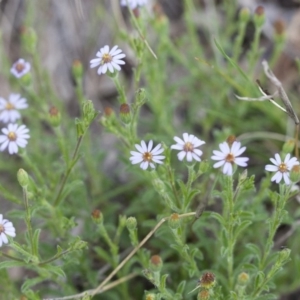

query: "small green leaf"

left=159, top=274, right=168, bottom=290
left=32, top=229, right=41, bottom=257
left=254, top=271, right=265, bottom=289
left=176, top=280, right=186, bottom=294
left=0, top=260, right=26, bottom=270
left=233, top=220, right=252, bottom=240
left=21, top=276, right=45, bottom=292
left=210, top=212, right=225, bottom=226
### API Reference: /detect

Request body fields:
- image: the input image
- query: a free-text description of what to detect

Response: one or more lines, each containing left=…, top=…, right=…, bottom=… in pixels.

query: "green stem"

left=38, top=249, right=71, bottom=266
left=23, top=186, right=36, bottom=256
left=113, top=77, right=127, bottom=104
left=53, top=136, right=83, bottom=207
left=0, top=252, right=24, bottom=262
left=259, top=185, right=289, bottom=269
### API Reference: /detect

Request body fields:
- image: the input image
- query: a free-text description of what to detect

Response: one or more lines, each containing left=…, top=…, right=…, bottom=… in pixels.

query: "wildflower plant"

left=1, top=1, right=300, bottom=300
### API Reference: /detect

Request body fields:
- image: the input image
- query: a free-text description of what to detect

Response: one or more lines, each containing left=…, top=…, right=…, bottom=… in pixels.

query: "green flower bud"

left=239, top=7, right=250, bottom=23
left=197, top=289, right=210, bottom=300
left=72, top=59, right=83, bottom=79
left=119, top=103, right=131, bottom=124
left=199, top=272, right=216, bottom=289
left=282, top=140, right=295, bottom=155
left=135, top=88, right=147, bottom=106
left=17, top=169, right=29, bottom=188
left=168, top=213, right=181, bottom=230
left=290, top=165, right=300, bottom=183
left=48, top=106, right=61, bottom=127
left=278, top=247, right=291, bottom=262
left=20, top=26, right=37, bottom=54
left=237, top=272, right=250, bottom=286
left=254, top=6, right=265, bottom=28
left=82, top=100, right=98, bottom=124
left=91, top=209, right=103, bottom=224
left=126, top=217, right=137, bottom=231
left=145, top=293, right=156, bottom=300
left=149, top=255, right=163, bottom=272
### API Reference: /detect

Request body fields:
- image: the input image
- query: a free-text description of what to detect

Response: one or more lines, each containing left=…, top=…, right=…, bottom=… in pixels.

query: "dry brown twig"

left=235, top=60, right=299, bottom=157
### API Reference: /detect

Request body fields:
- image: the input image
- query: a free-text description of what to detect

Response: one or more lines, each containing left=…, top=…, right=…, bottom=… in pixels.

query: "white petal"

left=274, top=153, right=282, bottom=165
left=173, top=136, right=184, bottom=145
left=192, top=153, right=201, bottom=161
left=223, top=162, right=233, bottom=175
left=283, top=173, right=290, bottom=185
left=177, top=151, right=186, bottom=161
left=213, top=160, right=225, bottom=168
left=284, top=153, right=291, bottom=163
left=265, top=165, right=278, bottom=172
left=171, top=144, right=183, bottom=150
left=0, top=233, right=8, bottom=244
left=140, top=161, right=149, bottom=170
left=235, top=157, right=249, bottom=166
left=183, top=133, right=189, bottom=143
left=186, top=152, right=193, bottom=162
left=219, top=142, right=230, bottom=153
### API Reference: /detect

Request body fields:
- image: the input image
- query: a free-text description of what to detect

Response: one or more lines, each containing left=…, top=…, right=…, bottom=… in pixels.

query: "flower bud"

left=126, top=217, right=137, bottom=231
left=278, top=247, right=291, bottom=262
left=149, top=255, right=163, bottom=272
left=237, top=272, right=250, bottom=286
left=282, top=140, right=295, bottom=155
left=290, top=165, right=300, bottom=183
left=254, top=6, right=265, bottom=28
left=199, top=272, right=215, bottom=289
left=197, top=289, right=210, bottom=300
left=48, top=106, right=61, bottom=127
left=104, top=107, right=114, bottom=117
left=168, top=213, right=181, bottom=230
left=239, top=7, right=250, bottom=23
left=72, top=59, right=83, bottom=79
left=119, top=103, right=131, bottom=124
left=17, top=168, right=29, bottom=188
left=20, top=26, right=37, bottom=54
left=226, top=135, right=236, bottom=146
left=145, top=293, right=156, bottom=300
left=135, top=88, right=147, bottom=106
left=91, top=209, right=103, bottom=224
left=83, top=100, right=98, bottom=124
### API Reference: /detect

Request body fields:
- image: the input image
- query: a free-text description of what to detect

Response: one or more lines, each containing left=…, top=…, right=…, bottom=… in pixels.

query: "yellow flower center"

left=184, top=142, right=194, bottom=152
left=225, top=153, right=235, bottom=163
left=278, top=163, right=288, bottom=173
left=8, top=131, right=17, bottom=141
left=102, top=53, right=112, bottom=64
left=15, top=62, right=25, bottom=73
left=143, top=152, right=153, bottom=162
left=5, top=102, right=14, bottom=110
left=0, top=224, right=4, bottom=233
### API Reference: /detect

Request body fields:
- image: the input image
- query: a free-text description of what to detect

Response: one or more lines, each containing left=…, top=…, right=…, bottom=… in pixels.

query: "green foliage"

left=1, top=0, right=300, bottom=299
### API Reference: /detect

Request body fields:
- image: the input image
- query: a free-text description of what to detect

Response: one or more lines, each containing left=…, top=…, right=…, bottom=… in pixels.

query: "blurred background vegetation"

left=1, top=0, right=300, bottom=299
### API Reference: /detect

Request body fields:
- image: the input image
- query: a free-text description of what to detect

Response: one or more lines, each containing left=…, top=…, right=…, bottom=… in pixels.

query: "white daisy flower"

left=265, top=153, right=299, bottom=185
left=211, top=141, right=249, bottom=175
left=130, top=140, right=165, bottom=170
left=10, top=58, right=31, bottom=78
left=0, top=94, right=28, bottom=123
left=170, top=133, right=205, bottom=162
left=120, top=0, right=147, bottom=9
left=0, top=214, right=16, bottom=247
left=90, top=45, right=126, bottom=75
left=0, top=124, right=30, bottom=155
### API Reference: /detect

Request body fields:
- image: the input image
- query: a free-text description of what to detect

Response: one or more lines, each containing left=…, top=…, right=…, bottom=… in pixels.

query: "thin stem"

left=53, top=136, right=83, bottom=207
left=38, top=250, right=71, bottom=266
left=91, top=212, right=196, bottom=296
left=0, top=252, right=24, bottom=262
left=126, top=3, right=157, bottom=59
left=166, top=165, right=180, bottom=208
left=23, top=187, right=36, bottom=256
left=43, top=273, right=138, bottom=300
